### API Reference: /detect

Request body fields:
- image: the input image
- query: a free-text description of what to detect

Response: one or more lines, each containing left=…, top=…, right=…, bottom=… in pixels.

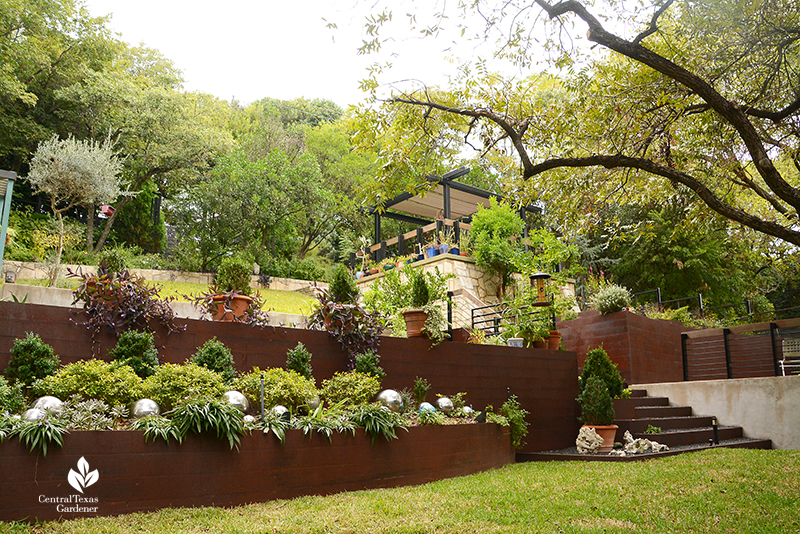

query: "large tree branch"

left=534, top=0, right=800, bottom=214
left=525, top=154, right=800, bottom=246
left=387, top=95, right=536, bottom=173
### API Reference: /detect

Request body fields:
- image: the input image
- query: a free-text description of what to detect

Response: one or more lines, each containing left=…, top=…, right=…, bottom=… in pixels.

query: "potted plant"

left=190, top=256, right=265, bottom=323
left=576, top=375, right=617, bottom=452
left=308, top=265, right=383, bottom=369
left=402, top=267, right=431, bottom=337
left=363, top=266, right=454, bottom=346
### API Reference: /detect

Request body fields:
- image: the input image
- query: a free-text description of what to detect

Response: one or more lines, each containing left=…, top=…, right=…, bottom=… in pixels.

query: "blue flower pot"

left=426, top=247, right=438, bottom=258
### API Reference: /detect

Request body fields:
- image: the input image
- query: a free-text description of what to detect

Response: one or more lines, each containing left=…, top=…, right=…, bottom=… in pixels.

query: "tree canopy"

left=354, top=0, right=800, bottom=247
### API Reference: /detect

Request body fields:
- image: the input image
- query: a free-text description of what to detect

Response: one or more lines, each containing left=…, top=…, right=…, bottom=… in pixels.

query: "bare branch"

left=633, top=0, right=675, bottom=44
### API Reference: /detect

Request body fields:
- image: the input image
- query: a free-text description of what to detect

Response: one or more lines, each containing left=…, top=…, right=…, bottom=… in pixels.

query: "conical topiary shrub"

left=577, top=375, right=615, bottom=426
left=579, top=345, right=624, bottom=398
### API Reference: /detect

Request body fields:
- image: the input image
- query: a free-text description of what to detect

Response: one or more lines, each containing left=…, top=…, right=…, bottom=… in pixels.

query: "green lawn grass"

left=9, top=279, right=316, bottom=315
left=3, top=448, right=797, bottom=533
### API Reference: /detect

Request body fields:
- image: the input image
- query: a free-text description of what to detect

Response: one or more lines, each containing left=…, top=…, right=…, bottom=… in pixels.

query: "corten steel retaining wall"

left=0, top=424, right=513, bottom=522
left=558, top=309, right=689, bottom=385
left=0, top=302, right=580, bottom=453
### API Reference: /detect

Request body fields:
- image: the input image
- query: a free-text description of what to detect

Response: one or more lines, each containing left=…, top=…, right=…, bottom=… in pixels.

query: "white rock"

left=576, top=426, right=604, bottom=454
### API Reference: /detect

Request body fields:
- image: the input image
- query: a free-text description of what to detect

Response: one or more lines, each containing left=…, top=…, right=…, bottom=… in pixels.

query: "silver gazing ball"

left=376, top=389, right=403, bottom=412
left=32, top=396, right=64, bottom=414
left=418, top=402, right=436, bottom=413
left=306, top=395, right=321, bottom=410
left=435, top=397, right=454, bottom=413
left=463, top=406, right=475, bottom=417
left=243, top=415, right=256, bottom=424
left=131, top=399, right=161, bottom=418
left=22, top=408, right=46, bottom=421
left=223, top=391, right=250, bottom=413
left=272, top=405, right=290, bottom=420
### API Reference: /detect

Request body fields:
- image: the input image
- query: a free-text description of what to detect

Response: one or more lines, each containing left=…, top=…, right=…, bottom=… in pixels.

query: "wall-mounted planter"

left=0, top=424, right=513, bottom=522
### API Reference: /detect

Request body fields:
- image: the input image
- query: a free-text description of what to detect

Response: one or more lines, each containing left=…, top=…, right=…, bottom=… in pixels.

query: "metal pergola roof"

left=365, top=167, right=543, bottom=242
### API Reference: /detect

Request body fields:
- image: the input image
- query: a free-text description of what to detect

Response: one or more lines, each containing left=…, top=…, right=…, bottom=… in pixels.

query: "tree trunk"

left=86, top=203, right=95, bottom=254
left=94, top=195, right=133, bottom=252
left=50, top=212, right=64, bottom=287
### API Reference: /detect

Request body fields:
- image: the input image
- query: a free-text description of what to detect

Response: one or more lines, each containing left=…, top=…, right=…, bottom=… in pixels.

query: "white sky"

left=83, top=0, right=505, bottom=108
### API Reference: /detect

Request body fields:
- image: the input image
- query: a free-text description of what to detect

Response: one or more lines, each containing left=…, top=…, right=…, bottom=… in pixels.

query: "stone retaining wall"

left=0, top=260, right=327, bottom=293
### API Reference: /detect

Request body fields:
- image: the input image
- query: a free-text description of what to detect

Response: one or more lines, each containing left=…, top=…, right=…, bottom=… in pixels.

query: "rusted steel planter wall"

left=0, top=424, right=513, bottom=522
left=0, top=302, right=580, bottom=453
left=558, top=309, right=689, bottom=385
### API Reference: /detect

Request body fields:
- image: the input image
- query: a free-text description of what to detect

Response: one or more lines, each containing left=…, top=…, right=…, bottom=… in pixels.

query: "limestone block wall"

left=0, top=260, right=326, bottom=292
left=355, top=255, right=575, bottom=331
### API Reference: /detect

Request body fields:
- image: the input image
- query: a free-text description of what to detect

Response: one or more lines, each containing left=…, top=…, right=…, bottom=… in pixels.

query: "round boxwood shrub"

left=285, top=342, right=313, bottom=380
left=321, top=371, right=381, bottom=407
left=31, top=359, right=143, bottom=407
left=107, top=330, right=159, bottom=378
left=0, top=376, right=26, bottom=414
left=141, top=362, right=227, bottom=410
left=97, top=246, right=127, bottom=276
left=232, top=367, right=318, bottom=411
left=579, top=345, right=624, bottom=399
left=5, top=332, right=61, bottom=388
left=189, top=337, right=236, bottom=383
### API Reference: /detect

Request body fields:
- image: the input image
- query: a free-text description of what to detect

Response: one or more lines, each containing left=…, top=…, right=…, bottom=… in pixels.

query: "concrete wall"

left=638, top=376, right=800, bottom=450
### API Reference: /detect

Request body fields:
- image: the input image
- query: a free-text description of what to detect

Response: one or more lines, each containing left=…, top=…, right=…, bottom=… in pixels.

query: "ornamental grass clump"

left=590, top=283, right=632, bottom=314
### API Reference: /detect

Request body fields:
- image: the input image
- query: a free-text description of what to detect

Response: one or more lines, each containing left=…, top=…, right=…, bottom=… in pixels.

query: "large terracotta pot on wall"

left=211, top=294, right=253, bottom=322
left=402, top=309, right=429, bottom=337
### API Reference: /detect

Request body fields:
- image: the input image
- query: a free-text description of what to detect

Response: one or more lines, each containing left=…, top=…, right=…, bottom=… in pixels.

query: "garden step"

left=616, top=416, right=714, bottom=435
left=715, top=438, right=772, bottom=450
left=634, top=405, right=693, bottom=418
left=633, top=426, right=743, bottom=447
left=629, top=389, right=648, bottom=398
left=629, top=396, right=670, bottom=407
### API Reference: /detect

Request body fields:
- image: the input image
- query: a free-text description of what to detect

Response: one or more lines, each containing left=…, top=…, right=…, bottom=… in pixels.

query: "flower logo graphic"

left=68, top=457, right=99, bottom=494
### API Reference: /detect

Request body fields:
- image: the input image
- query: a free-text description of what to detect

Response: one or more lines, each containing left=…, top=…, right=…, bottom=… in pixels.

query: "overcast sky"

left=83, top=0, right=489, bottom=108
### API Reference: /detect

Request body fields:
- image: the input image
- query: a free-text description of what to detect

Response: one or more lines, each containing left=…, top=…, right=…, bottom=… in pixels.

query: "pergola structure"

left=364, top=167, right=543, bottom=248
left=353, top=167, right=544, bottom=268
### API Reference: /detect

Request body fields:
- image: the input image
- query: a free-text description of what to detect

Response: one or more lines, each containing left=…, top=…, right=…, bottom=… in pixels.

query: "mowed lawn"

left=3, top=448, right=798, bottom=533
left=10, top=279, right=316, bottom=315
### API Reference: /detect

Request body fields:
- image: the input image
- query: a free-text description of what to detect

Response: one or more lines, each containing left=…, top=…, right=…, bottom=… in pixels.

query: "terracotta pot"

left=368, top=268, right=379, bottom=275
left=402, top=309, right=429, bottom=338
left=584, top=424, right=619, bottom=453
left=548, top=330, right=562, bottom=350
left=211, top=294, right=253, bottom=322
left=459, top=252, right=469, bottom=257
left=532, top=339, right=548, bottom=349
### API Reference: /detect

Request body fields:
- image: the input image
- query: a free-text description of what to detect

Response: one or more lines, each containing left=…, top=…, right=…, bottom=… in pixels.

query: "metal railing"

left=471, top=302, right=554, bottom=336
